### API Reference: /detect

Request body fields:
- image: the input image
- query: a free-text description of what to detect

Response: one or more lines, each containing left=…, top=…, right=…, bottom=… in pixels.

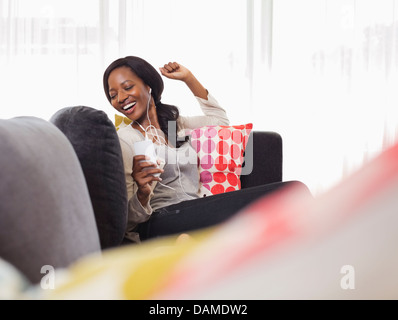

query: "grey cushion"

left=0, top=117, right=101, bottom=284
left=50, top=107, right=127, bottom=249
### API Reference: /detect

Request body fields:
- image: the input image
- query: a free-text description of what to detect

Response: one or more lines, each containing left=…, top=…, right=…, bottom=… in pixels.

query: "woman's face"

left=107, top=66, right=151, bottom=121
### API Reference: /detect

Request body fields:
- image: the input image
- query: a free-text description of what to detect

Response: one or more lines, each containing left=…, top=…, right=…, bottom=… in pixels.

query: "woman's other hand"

left=132, top=155, right=164, bottom=206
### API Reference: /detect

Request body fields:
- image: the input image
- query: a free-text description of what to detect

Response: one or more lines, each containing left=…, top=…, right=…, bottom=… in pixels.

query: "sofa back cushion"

left=50, top=107, right=128, bottom=249
left=240, top=132, right=283, bottom=189
left=0, top=117, right=101, bottom=284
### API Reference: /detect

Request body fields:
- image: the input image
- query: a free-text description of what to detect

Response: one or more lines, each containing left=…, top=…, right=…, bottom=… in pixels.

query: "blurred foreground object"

left=43, top=142, right=398, bottom=300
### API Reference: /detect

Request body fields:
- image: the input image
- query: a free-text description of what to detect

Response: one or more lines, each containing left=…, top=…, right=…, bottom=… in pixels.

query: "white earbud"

left=149, top=88, right=152, bottom=95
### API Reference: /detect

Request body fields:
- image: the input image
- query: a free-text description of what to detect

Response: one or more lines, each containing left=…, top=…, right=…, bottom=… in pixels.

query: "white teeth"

left=123, top=102, right=136, bottom=111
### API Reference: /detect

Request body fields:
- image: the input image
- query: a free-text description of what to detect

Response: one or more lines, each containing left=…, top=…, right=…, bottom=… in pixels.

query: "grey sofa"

left=0, top=117, right=101, bottom=284
left=0, top=107, right=284, bottom=284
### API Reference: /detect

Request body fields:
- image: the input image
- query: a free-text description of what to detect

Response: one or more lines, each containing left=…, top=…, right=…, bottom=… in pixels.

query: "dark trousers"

left=137, top=181, right=311, bottom=241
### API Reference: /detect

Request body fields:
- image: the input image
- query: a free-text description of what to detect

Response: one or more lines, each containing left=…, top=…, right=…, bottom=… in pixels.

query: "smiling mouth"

left=123, top=102, right=137, bottom=112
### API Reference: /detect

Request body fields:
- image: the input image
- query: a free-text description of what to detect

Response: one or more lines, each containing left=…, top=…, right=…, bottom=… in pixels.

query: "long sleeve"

left=118, top=129, right=155, bottom=242
left=178, top=93, right=229, bottom=131
left=117, top=92, right=229, bottom=243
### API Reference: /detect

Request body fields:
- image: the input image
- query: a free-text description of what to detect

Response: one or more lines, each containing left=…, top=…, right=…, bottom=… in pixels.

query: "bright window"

left=1, top=0, right=397, bottom=194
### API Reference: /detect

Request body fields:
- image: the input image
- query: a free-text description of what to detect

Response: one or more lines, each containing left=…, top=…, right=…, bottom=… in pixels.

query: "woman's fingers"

left=160, top=62, right=182, bottom=78
left=163, top=64, right=173, bottom=73
left=136, top=160, right=160, bottom=170
left=138, top=174, right=163, bottom=185
left=134, top=170, right=163, bottom=189
left=133, top=155, right=161, bottom=170
left=140, top=167, right=163, bottom=178
left=132, top=155, right=164, bottom=186
left=133, top=154, right=150, bottom=163
left=163, top=62, right=180, bottom=73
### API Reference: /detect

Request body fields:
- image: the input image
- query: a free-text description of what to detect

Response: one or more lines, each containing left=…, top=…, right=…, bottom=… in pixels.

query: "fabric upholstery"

left=0, top=117, right=101, bottom=284
left=240, top=131, right=283, bottom=189
left=50, top=107, right=128, bottom=249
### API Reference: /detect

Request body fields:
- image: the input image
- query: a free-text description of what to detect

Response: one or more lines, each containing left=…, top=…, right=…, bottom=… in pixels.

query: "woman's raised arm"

left=160, top=62, right=208, bottom=100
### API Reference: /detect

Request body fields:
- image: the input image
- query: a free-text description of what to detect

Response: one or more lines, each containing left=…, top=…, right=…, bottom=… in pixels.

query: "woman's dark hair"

left=103, top=56, right=187, bottom=148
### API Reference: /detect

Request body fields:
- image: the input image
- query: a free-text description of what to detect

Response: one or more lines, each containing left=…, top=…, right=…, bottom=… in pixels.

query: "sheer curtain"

left=267, top=0, right=398, bottom=193
left=0, top=0, right=105, bottom=119
left=0, top=0, right=250, bottom=122
left=1, top=0, right=397, bottom=194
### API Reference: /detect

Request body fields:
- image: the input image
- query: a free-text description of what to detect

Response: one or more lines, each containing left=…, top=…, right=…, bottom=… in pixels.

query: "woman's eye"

left=110, top=95, right=116, bottom=100
left=125, top=86, right=133, bottom=91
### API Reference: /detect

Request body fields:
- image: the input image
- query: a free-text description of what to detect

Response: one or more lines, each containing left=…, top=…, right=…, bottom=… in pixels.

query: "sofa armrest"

left=240, top=131, right=283, bottom=189
left=0, top=117, right=101, bottom=284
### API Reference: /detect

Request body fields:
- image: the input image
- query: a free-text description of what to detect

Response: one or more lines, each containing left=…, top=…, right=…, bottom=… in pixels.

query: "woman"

left=104, top=56, right=307, bottom=243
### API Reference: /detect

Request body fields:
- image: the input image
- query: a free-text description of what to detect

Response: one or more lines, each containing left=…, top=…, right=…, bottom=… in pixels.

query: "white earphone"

left=136, top=86, right=196, bottom=201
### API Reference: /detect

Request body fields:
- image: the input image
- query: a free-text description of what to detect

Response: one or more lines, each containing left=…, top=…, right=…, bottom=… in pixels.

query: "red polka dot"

left=233, top=125, right=245, bottom=130
left=191, top=129, right=203, bottom=139
left=200, top=171, right=213, bottom=183
left=202, top=139, right=215, bottom=153
left=204, top=127, right=217, bottom=138
left=232, top=130, right=243, bottom=144
left=235, top=166, right=242, bottom=177
left=226, top=187, right=237, bottom=193
left=191, top=139, right=201, bottom=153
left=215, top=156, right=228, bottom=171
left=228, top=160, right=237, bottom=172
left=213, top=172, right=227, bottom=183
left=230, top=144, right=241, bottom=160
left=217, top=141, right=229, bottom=155
left=218, top=128, right=231, bottom=140
left=227, top=173, right=238, bottom=186
left=200, top=155, right=213, bottom=170
left=211, top=184, right=225, bottom=195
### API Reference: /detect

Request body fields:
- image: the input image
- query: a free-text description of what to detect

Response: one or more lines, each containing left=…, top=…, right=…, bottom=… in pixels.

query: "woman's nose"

left=118, top=91, right=128, bottom=103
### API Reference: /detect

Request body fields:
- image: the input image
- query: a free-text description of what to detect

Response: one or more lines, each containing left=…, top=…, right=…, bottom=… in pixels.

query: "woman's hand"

left=160, top=62, right=208, bottom=100
left=132, top=155, right=164, bottom=207
left=160, top=62, right=192, bottom=82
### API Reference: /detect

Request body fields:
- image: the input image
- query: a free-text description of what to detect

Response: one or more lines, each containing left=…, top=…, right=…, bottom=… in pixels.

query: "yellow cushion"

left=115, top=115, right=133, bottom=131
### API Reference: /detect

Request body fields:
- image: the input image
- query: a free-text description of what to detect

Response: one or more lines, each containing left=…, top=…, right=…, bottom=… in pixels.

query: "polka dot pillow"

left=190, top=124, right=253, bottom=196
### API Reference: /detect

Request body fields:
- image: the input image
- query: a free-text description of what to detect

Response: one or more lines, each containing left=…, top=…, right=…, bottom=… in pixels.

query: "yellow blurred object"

left=114, top=115, right=132, bottom=131
left=44, top=229, right=215, bottom=300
